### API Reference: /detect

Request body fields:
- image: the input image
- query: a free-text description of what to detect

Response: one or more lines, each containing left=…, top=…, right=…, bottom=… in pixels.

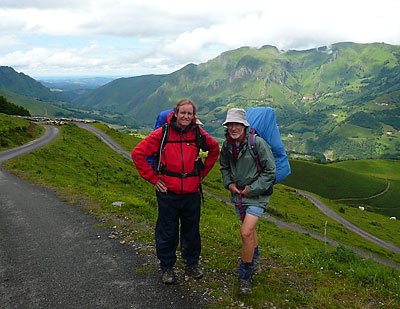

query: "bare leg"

left=240, top=214, right=259, bottom=263
left=253, top=228, right=258, bottom=250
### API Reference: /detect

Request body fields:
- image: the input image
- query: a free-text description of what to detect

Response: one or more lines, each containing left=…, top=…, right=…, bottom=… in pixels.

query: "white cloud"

left=1, top=0, right=400, bottom=77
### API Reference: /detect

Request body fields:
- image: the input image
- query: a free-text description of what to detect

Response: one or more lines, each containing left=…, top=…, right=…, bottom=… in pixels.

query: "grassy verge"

left=0, top=113, right=44, bottom=150
left=4, top=122, right=400, bottom=307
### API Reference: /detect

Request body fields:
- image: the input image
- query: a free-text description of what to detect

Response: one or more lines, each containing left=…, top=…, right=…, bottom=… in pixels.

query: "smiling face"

left=174, top=103, right=194, bottom=129
left=227, top=122, right=245, bottom=141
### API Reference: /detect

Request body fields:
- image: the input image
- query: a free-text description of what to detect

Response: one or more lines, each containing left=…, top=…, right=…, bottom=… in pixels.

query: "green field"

left=282, top=159, right=388, bottom=198
left=333, top=123, right=373, bottom=138
left=3, top=122, right=400, bottom=307
left=332, top=159, right=400, bottom=217
left=282, top=159, right=400, bottom=217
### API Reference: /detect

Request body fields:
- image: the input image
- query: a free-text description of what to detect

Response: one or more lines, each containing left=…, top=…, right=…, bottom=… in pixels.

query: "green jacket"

left=220, top=130, right=276, bottom=209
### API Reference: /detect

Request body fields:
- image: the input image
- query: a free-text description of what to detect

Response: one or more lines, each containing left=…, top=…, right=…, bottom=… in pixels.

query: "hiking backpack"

left=146, top=109, right=173, bottom=169
left=246, top=107, right=291, bottom=184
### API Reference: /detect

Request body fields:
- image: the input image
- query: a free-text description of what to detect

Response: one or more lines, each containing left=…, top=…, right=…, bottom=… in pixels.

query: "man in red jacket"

left=132, top=99, right=219, bottom=284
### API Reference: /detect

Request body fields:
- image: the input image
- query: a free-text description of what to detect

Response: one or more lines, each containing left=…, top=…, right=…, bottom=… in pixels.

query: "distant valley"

left=1, top=42, right=400, bottom=160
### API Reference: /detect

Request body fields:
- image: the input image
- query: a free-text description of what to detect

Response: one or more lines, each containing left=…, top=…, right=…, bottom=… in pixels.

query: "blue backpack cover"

left=246, top=107, right=291, bottom=184
left=153, top=109, right=173, bottom=130
left=146, top=109, right=173, bottom=169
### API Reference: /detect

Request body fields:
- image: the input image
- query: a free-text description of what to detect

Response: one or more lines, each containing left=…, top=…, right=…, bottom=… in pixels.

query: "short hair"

left=173, top=98, right=197, bottom=116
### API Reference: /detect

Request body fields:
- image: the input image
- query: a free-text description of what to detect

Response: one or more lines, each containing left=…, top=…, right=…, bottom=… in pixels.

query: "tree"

left=0, top=96, right=31, bottom=116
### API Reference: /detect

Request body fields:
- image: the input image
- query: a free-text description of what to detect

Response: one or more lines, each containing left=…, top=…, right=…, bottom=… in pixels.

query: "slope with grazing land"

left=3, top=122, right=400, bottom=307
left=282, top=159, right=400, bottom=217
left=332, top=159, right=400, bottom=217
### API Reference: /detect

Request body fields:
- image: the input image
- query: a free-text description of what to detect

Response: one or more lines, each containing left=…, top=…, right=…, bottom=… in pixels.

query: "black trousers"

left=155, top=190, right=201, bottom=271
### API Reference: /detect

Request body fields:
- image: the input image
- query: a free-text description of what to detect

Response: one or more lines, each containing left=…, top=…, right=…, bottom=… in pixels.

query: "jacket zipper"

left=180, top=132, right=184, bottom=194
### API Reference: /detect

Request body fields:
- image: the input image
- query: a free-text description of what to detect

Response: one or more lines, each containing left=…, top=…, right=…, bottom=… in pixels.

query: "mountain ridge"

left=70, top=42, right=400, bottom=160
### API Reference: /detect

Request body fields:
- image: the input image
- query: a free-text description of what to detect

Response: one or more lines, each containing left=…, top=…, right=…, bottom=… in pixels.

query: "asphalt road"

left=0, top=126, right=203, bottom=308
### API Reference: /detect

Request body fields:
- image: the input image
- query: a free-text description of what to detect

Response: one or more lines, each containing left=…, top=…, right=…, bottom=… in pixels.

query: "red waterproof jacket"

left=132, top=113, right=220, bottom=194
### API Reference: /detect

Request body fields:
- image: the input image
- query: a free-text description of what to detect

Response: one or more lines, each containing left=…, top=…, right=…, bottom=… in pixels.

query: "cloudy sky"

left=1, top=0, right=399, bottom=78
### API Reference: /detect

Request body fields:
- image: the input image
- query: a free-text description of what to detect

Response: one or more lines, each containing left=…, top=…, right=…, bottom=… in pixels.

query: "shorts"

left=234, top=205, right=264, bottom=218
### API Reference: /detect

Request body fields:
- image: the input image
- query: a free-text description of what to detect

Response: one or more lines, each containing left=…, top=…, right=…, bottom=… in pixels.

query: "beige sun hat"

left=222, top=108, right=250, bottom=127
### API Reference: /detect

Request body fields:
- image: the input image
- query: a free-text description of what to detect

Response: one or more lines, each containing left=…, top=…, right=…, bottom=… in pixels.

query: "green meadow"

left=282, top=159, right=400, bottom=217
left=2, top=121, right=400, bottom=308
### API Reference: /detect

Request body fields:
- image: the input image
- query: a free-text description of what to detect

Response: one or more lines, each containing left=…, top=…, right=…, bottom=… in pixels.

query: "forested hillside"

left=0, top=96, right=30, bottom=116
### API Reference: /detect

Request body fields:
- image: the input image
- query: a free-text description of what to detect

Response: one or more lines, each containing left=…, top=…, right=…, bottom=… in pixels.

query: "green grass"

left=332, top=159, right=400, bottom=180
left=3, top=123, right=400, bottom=308
left=333, top=123, right=373, bottom=138
left=0, top=113, right=44, bottom=150
left=331, top=159, right=400, bottom=217
left=91, top=121, right=142, bottom=151
left=282, top=159, right=388, bottom=199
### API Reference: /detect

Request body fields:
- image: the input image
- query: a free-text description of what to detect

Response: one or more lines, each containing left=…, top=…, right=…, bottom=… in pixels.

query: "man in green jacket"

left=220, top=108, right=276, bottom=294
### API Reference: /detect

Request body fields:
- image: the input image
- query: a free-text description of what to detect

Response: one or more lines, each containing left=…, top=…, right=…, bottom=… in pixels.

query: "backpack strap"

left=248, top=129, right=262, bottom=174
left=156, top=123, right=170, bottom=173
left=156, top=123, right=205, bottom=179
left=248, top=128, right=274, bottom=195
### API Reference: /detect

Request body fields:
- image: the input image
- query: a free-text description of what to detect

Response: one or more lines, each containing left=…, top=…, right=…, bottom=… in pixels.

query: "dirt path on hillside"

left=74, top=122, right=400, bottom=271
left=334, top=181, right=391, bottom=201
left=0, top=125, right=204, bottom=308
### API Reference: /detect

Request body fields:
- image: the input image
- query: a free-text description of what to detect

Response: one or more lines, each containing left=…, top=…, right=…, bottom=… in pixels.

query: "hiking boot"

left=238, top=262, right=254, bottom=294
left=239, top=278, right=252, bottom=294
left=185, top=266, right=203, bottom=279
left=233, top=253, right=261, bottom=275
left=162, top=267, right=175, bottom=284
left=234, top=258, right=261, bottom=275
left=253, top=256, right=261, bottom=274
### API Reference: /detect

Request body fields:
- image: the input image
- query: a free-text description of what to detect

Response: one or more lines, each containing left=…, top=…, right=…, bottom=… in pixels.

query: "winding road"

left=0, top=125, right=203, bottom=308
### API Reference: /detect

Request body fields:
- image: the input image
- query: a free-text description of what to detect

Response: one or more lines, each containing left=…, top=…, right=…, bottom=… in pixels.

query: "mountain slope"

left=72, top=42, right=400, bottom=159
left=0, top=66, right=63, bottom=102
